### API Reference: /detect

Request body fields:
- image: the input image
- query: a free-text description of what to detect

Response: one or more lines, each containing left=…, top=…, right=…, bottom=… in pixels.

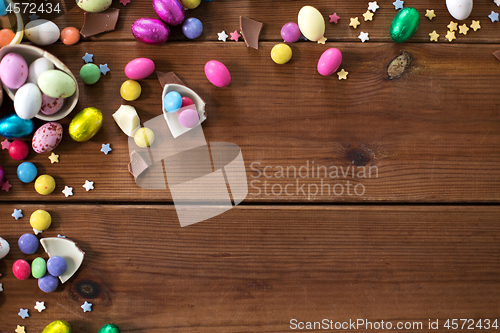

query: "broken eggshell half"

left=40, top=237, right=85, bottom=283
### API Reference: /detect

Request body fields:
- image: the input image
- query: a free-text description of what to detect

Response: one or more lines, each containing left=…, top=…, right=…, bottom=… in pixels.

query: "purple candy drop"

left=281, top=22, right=301, bottom=43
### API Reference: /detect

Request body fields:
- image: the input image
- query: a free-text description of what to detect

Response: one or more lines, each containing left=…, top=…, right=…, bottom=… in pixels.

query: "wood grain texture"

left=0, top=205, right=499, bottom=332
left=0, top=42, right=499, bottom=202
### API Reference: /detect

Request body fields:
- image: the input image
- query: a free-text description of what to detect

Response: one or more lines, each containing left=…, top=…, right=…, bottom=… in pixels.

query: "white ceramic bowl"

left=0, top=44, right=79, bottom=121
left=162, top=83, right=206, bottom=138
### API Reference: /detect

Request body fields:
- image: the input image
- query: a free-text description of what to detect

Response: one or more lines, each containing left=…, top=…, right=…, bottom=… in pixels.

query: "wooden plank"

left=0, top=204, right=499, bottom=331
left=38, top=0, right=500, bottom=43
left=1, top=42, right=499, bottom=202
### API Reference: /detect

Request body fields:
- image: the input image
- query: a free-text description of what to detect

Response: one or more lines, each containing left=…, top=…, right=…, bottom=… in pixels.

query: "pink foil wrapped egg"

left=132, top=18, right=170, bottom=45
left=153, top=0, right=185, bottom=26
left=32, top=122, right=63, bottom=153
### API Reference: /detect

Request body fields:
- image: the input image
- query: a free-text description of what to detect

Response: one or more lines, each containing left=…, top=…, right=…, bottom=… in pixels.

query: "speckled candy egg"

left=0, top=52, right=28, bottom=89
left=40, top=93, right=65, bottom=115
left=38, top=70, right=76, bottom=99
left=132, top=18, right=170, bottom=45
left=153, top=0, right=185, bottom=26
left=77, top=0, right=112, bottom=13
left=25, top=19, right=60, bottom=46
left=32, top=122, right=63, bottom=153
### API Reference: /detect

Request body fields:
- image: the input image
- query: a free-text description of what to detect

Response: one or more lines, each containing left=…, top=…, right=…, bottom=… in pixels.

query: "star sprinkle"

left=337, top=69, right=348, bottom=80
left=429, top=30, right=439, bottom=42
left=448, top=21, right=458, bottom=31
left=62, top=186, right=73, bottom=197
left=393, top=0, right=403, bottom=10
left=358, top=31, right=369, bottom=42
left=470, top=20, right=481, bottom=31
left=0, top=283, right=3, bottom=291
left=488, top=11, right=499, bottom=22
left=368, top=1, right=379, bottom=12
left=100, top=64, right=110, bottom=75
left=317, top=36, right=327, bottom=44
left=57, top=234, right=66, bottom=238
left=459, top=24, right=469, bottom=35
left=83, top=180, right=94, bottom=191
left=349, top=17, right=360, bottom=29
left=18, top=308, right=29, bottom=319
left=34, top=301, right=46, bottom=312
left=1, top=139, right=10, bottom=149
left=1, top=181, right=11, bottom=192
left=101, top=143, right=112, bottom=154
left=15, top=326, right=25, bottom=333
left=329, top=13, right=340, bottom=23
left=363, top=10, right=374, bottom=21
left=119, top=0, right=130, bottom=5
left=33, top=228, right=43, bottom=235
left=446, top=30, right=456, bottom=42
left=49, top=152, right=59, bottom=163
left=425, top=9, right=436, bottom=20
left=81, top=301, right=93, bottom=312
left=230, top=30, right=240, bottom=42
left=12, top=209, right=23, bottom=220
left=82, top=53, right=93, bottom=63
left=29, top=13, right=39, bottom=21
left=217, top=30, right=228, bottom=42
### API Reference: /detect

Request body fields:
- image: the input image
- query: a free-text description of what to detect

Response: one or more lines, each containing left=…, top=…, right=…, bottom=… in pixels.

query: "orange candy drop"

left=0, top=29, right=15, bottom=47
left=60, top=27, right=81, bottom=45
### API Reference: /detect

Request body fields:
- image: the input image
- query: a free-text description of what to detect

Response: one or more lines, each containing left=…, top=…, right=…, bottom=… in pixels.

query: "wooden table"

left=1, top=0, right=500, bottom=331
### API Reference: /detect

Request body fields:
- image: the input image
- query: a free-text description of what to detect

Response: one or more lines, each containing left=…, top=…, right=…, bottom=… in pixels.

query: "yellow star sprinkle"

left=459, top=24, right=469, bottom=35
left=349, top=17, right=360, bottom=29
left=16, top=326, right=26, bottom=333
left=470, top=20, right=481, bottom=31
left=48, top=152, right=59, bottom=163
left=363, top=10, right=374, bottom=21
left=447, top=21, right=458, bottom=31
left=425, top=9, right=436, bottom=20
left=429, top=30, right=439, bottom=42
left=317, top=36, right=327, bottom=44
left=337, top=69, right=348, bottom=80
left=445, top=30, right=456, bottom=42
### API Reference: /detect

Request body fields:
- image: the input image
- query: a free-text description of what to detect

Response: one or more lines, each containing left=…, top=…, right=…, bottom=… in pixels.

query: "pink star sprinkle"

left=329, top=13, right=340, bottom=24
left=1, top=139, right=10, bottom=150
left=120, top=0, right=130, bottom=5
left=230, top=30, right=241, bottom=42
left=1, top=181, right=11, bottom=192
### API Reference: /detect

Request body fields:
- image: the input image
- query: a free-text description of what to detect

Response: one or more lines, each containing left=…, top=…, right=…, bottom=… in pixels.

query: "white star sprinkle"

left=0, top=283, right=3, bottom=292
left=83, top=180, right=94, bottom=191
left=62, top=186, right=73, bottom=197
left=217, top=30, right=228, bottom=42
left=358, top=31, right=370, bottom=42
left=33, top=228, right=43, bottom=235
left=81, top=301, right=92, bottom=312
left=34, top=301, right=46, bottom=312
left=368, top=1, right=379, bottom=12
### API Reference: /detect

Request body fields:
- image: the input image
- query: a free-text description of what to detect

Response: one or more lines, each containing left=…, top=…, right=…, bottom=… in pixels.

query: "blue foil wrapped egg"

left=0, top=113, right=35, bottom=139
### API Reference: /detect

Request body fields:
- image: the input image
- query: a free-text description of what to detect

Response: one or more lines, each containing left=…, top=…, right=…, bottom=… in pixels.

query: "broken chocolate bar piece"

left=80, top=8, right=120, bottom=38
left=493, top=50, right=500, bottom=62
left=156, top=71, right=186, bottom=88
left=240, top=16, right=263, bottom=49
left=0, top=13, right=17, bottom=30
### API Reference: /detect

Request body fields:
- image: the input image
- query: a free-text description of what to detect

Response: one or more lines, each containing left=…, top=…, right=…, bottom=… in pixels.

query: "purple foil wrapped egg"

left=132, top=18, right=170, bottom=45
left=153, top=0, right=185, bottom=26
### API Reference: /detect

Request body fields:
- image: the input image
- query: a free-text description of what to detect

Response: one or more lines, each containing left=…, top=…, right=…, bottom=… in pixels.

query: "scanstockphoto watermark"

left=249, top=161, right=378, bottom=199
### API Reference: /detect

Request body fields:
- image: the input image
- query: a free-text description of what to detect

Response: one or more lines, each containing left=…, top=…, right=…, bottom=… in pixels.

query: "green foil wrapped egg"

left=68, top=107, right=103, bottom=142
left=42, top=320, right=71, bottom=333
left=390, top=7, right=420, bottom=43
left=98, top=324, right=121, bottom=333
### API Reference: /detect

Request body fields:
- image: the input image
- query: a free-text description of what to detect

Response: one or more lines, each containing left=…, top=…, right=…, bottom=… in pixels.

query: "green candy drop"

left=390, top=7, right=420, bottom=43
left=80, top=63, right=101, bottom=85
left=32, top=257, right=46, bottom=279
left=98, top=324, right=121, bottom=333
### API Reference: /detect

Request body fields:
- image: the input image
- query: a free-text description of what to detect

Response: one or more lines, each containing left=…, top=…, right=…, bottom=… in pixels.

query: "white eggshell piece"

left=28, top=57, right=55, bottom=84
left=446, top=0, right=473, bottom=20
left=0, top=237, right=10, bottom=259
left=25, top=19, right=61, bottom=46
left=14, top=83, right=42, bottom=120
left=40, top=237, right=85, bottom=283
left=113, top=105, right=141, bottom=137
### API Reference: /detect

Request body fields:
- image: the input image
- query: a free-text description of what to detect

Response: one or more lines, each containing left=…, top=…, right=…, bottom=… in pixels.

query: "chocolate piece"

left=80, top=8, right=120, bottom=38
left=387, top=51, right=412, bottom=80
left=0, top=13, right=17, bottom=30
left=239, top=16, right=263, bottom=49
left=156, top=71, right=185, bottom=88
left=128, top=150, right=152, bottom=177
left=494, top=50, right=500, bottom=62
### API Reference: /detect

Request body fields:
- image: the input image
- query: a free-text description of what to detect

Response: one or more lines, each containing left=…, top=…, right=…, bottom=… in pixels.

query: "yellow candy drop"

left=35, top=175, right=56, bottom=195
left=134, top=127, right=155, bottom=148
left=180, top=0, right=201, bottom=9
left=30, top=209, right=52, bottom=230
left=271, top=44, right=292, bottom=64
left=120, top=80, right=141, bottom=101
